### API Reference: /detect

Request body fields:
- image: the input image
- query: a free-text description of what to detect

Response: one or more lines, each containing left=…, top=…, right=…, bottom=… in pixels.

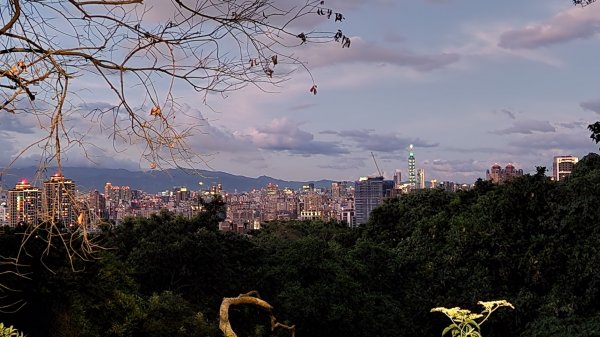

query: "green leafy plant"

left=431, top=300, right=514, bottom=337
left=0, top=323, right=24, bottom=337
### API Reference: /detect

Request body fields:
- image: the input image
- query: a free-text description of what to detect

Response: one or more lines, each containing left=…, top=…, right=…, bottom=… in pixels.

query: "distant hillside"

left=0, top=167, right=335, bottom=194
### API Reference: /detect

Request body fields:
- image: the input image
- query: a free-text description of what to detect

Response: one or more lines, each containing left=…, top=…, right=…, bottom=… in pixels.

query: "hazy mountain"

left=0, top=167, right=335, bottom=193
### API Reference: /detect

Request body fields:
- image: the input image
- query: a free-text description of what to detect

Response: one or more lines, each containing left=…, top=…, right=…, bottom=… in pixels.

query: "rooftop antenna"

left=371, top=152, right=383, bottom=177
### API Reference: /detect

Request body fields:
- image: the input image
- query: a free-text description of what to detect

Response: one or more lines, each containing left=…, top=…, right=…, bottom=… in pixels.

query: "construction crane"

left=371, top=152, right=383, bottom=177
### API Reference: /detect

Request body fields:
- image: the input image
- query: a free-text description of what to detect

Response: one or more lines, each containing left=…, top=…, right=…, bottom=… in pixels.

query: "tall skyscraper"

left=0, top=185, right=7, bottom=226
left=408, top=144, right=416, bottom=188
left=417, top=168, right=425, bottom=189
left=43, top=173, right=77, bottom=226
left=393, top=170, right=402, bottom=188
left=7, top=180, right=42, bottom=227
left=553, top=155, right=578, bottom=181
left=354, top=176, right=394, bottom=226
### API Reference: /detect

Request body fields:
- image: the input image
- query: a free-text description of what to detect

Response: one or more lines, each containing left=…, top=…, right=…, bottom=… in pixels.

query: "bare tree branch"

left=220, top=291, right=295, bottom=337
left=1, top=0, right=350, bottom=311
left=1, top=0, right=349, bottom=170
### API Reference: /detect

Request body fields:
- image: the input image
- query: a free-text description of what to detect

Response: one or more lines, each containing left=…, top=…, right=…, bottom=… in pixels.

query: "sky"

left=3, top=0, right=600, bottom=184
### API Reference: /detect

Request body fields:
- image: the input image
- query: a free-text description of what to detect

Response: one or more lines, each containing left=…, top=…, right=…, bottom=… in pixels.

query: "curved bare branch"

left=220, top=291, right=295, bottom=337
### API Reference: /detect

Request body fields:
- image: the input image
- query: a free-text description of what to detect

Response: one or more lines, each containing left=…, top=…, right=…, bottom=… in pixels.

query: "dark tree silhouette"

left=589, top=122, right=600, bottom=149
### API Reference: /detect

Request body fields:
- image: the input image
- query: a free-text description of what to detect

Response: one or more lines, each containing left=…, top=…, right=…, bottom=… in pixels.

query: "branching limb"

left=219, top=291, right=295, bottom=337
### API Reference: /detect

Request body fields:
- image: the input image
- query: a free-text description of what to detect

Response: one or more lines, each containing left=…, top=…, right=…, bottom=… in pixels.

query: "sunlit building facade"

left=43, top=173, right=77, bottom=226
left=552, top=155, right=578, bottom=181
left=354, top=176, right=394, bottom=226
left=7, top=180, right=42, bottom=227
left=417, top=168, right=426, bottom=190
left=486, top=163, right=523, bottom=184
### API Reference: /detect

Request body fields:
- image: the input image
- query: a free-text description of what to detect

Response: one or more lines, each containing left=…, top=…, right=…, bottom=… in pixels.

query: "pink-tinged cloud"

left=507, top=132, right=594, bottom=151
left=334, top=129, right=439, bottom=152
left=499, top=6, right=600, bottom=49
left=491, top=119, right=556, bottom=135
left=318, top=157, right=367, bottom=170
left=303, top=37, right=460, bottom=71
left=237, top=118, right=348, bottom=155
left=423, top=158, right=487, bottom=174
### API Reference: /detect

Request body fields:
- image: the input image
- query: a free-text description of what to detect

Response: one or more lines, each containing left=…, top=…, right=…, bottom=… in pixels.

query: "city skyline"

left=1, top=0, right=600, bottom=183
left=0, top=152, right=584, bottom=194
left=0, top=157, right=580, bottom=229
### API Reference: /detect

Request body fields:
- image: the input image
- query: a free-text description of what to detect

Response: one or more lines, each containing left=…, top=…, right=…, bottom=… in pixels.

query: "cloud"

left=77, top=101, right=116, bottom=111
left=318, top=157, right=367, bottom=170
left=236, top=118, right=349, bottom=155
left=319, top=130, right=339, bottom=135
left=289, top=103, right=317, bottom=111
left=304, top=37, right=460, bottom=72
left=416, top=158, right=490, bottom=183
left=383, top=32, right=405, bottom=44
left=450, top=24, right=562, bottom=66
left=229, top=155, right=268, bottom=170
left=507, top=132, right=593, bottom=150
left=144, top=0, right=395, bottom=34
left=192, top=125, right=256, bottom=153
left=334, top=129, right=439, bottom=152
left=0, top=140, right=17, bottom=167
left=0, top=113, right=39, bottom=134
left=556, top=121, right=588, bottom=129
left=61, top=147, right=142, bottom=170
left=498, top=108, right=517, bottom=119
left=499, top=6, right=600, bottom=49
left=492, top=119, right=556, bottom=135
left=423, top=158, right=487, bottom=174
left=581, top=98, right=600, bottom=114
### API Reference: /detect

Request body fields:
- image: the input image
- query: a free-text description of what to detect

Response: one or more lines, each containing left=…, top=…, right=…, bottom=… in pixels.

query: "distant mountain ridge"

left=0, top=167, right=335, bottom=194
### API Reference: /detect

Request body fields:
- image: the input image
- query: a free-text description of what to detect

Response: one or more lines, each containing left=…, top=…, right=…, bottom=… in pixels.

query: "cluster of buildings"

left=0, top=152, right=582, bottom=232
left=0, top=173, right=78, bottom=228
left=485, top=155, right=579, bottom=183
left=224, top=145, right=472, bottom=230
left=0, top=172, right=224, bottom=228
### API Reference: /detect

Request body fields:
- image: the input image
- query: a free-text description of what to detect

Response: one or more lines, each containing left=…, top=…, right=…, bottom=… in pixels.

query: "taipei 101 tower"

left=408, top=144, right=416, bottom=188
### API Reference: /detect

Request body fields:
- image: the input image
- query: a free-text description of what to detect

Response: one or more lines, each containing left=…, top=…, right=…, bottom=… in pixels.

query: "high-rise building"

left=302, top=183, right=315, bottom=192
left=0, top=187, right=7, bottom=226
left=174, top=186, right=191, bottom=205
left=408, top=144, right=416, bottom=188
left=440, top=181, right=456, bottom=192
left=0, top=201, right=7, bottom=227
left=486, top=163, right=523, bottom=183
left=354, top=176, right=394, bottom=226
left=553, top=155, right=578, bottom=181
left=7, top=180, right=42, bottom=227
left=417, top=168, right=425, bottom=189
left=393, top=170, right=402, bottom=188
left=209, top=183, right=223, bottom=195
left=43, top=173, right=77, bottom=226
left=430, top=179, right=438, bottom=189
left=85, top=190, right=106, bottom=219
left=331, top=181, right=349, bottom=200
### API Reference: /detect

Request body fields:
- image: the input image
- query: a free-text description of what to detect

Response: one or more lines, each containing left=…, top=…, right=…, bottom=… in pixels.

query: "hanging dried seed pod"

left=150, top=106, right=161, bottom=116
